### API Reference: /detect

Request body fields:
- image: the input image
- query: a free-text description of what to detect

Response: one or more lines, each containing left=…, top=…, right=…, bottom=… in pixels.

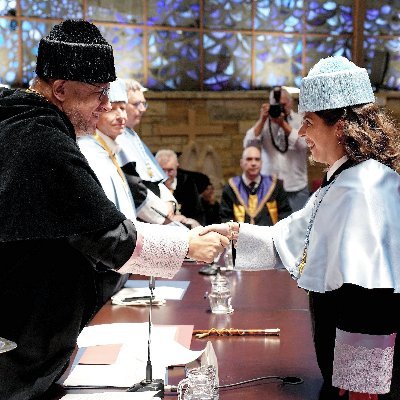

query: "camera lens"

left=269, top=104, right=282, bottom=118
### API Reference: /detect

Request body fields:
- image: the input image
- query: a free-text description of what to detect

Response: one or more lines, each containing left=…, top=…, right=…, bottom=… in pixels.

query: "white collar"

left=327, top=155, right=348, bottom=181
left=169, top=177, right=178, bottom=191
left=96, top=129, right=122, bottom=155
left=242, top=174, right=261, bottom=187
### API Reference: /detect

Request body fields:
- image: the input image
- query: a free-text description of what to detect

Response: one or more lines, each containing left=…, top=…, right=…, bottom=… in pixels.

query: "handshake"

left=187, top=222, right=240, bottom=263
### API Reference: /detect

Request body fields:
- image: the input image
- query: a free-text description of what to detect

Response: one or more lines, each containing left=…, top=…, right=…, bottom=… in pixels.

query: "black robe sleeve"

left=220, top=184, right=235, bottom=223
left=275, top=179, right=292, bottom=220
left=68, top=219, right=137, bottom=270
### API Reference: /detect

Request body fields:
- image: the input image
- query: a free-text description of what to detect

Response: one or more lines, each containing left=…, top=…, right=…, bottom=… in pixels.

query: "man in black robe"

left=220, top=146, right=292, bottom=225
left=0, top=19, right=226, bottom=400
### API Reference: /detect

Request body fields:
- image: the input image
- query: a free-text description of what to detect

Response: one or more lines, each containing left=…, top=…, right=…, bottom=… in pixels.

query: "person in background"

left=202, top=56, right=400, bottom=400
left=200, top=179, right=221, bottom=225
left=243, top=86, right=309, bottom=212
left=78, top=78, right=181, bottom=302
left=78, top=78, right=172, bottom=226
left=0, top=19, right=228, bottom=400
left=117, top=79, right=176, bottom=218
left=78, top=78, right=136, bottom=221
left=220, top=145, right=291, bottom=225
left=156, top=149, right=204, bottom=228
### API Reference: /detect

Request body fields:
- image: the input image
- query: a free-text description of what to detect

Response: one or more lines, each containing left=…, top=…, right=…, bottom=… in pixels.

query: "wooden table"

left=54, top=264, right=323, bottom=399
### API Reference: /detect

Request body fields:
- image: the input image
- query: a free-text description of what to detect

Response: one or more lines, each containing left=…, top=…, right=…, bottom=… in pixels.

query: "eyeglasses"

left=131, top=101, right=148, bottom=110
left=87, top=83, right=110, bottom=101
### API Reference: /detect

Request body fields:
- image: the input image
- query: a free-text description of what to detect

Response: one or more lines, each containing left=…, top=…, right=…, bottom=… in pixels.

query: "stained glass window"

left=364, top=1, right=400, bottom=90
left=254, top=34, right=302, bottom=88
left=1, top=0, right=16, bottom=17
left=305, top=0, right=353, bottom=34
left=148, top=30, right=200, bottom=90
left=204, top=1, right=252, bottom=30
left=0, top=17, right=18, bottom=85
left=364, top=36, right=400, bottom=90
left=255, top=0, right=303, bottom=32
left=87, top=0, right=143, bottom=24
left=364, top=0, right=400, bottom=36
left=204, top=31, right=251, bottom=90
left=1, top=1, right=399, bottom=90
left=20, top=0, right=83, bottom=18
left=99, top=25, right=144, bottom=81
left=147, top=0, right=199, bottom=27
left=21, top=20, right=50, bottom=86
left=305, top=35, right=352, bottom=72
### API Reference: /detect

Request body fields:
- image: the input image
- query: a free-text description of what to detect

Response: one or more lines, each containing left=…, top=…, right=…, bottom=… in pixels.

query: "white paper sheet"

left=60, top=392, right=156, bottom=399
left=64, top=323, right=205, bottom=388
left=114, top=285, right=186, bottom=302
left=77, top=323, right=177, bottom=347
left=62, top=361, right=165, bottom=388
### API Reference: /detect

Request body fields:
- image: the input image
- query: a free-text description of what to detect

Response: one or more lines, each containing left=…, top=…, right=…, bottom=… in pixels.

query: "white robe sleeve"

left=234, top=223, right=279, bottom=271
left=136, top=189, right=168, bottom=224
left=118, top=221, right=188, bottom=278
left=332, top=329, right=396, bottom=394
left=158, top=182, right=176, bottom=202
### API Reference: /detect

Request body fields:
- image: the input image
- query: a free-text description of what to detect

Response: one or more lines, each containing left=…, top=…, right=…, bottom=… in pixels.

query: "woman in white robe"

left=202, top=56, right=400, bottom=400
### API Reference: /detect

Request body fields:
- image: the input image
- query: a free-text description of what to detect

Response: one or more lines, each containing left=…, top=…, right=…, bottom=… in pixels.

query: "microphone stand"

left=127, top=276, right=164, bottom=398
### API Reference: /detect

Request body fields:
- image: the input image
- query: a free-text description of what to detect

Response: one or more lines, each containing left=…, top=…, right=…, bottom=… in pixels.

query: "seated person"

left=155, top=149, right=204, bottom=227
left=116, top=79, right=176, bottom=217
left=220, top=146, right=292, bottom=225
left=199, top=178, right=221, bottom=225
left=177, top=168, right=219, bottom=225
left=78, top=79, right=172, bottom=226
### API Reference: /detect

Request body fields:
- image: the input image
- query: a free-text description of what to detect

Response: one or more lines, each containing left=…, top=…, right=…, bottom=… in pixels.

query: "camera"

left=269, top=87, right=284, bottom=118
left=269, top=104, right=284, bottom=118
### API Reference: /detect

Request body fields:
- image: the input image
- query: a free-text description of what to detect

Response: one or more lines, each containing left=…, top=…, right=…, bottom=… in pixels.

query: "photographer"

left=243, top=87, right=309, bottom=212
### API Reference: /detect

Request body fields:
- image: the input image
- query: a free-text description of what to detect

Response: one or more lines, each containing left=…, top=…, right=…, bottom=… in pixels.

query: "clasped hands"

left=187, top=223, right=237, bottom=263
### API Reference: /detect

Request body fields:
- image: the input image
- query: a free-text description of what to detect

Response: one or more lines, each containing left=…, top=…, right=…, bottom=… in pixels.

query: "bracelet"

left=227, top=220, right=240, bottom=243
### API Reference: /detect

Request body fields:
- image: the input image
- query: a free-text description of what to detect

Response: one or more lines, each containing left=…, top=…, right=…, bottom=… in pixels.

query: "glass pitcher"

left=178, top=365, right=219, bottom=400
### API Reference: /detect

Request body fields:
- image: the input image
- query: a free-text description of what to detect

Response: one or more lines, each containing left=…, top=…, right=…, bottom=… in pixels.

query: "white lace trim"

left=332, top=341, right=394, bottom=394
left=235, top=223, right=277, bottom=271
left=119, top=222, right=189, bottom=278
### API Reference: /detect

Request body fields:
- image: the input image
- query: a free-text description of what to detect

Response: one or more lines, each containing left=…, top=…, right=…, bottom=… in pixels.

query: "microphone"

left=127, top=276, right=164, bottom=397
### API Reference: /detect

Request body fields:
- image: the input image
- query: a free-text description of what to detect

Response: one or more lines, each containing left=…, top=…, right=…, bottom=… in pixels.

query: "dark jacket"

left=173, top=169, right=204, bottom=223
left=0, top=88, right=135, bottom=399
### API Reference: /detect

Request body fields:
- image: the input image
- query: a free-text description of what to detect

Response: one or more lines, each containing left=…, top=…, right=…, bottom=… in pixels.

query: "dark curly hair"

left=315, top=103, right=400, bottom=171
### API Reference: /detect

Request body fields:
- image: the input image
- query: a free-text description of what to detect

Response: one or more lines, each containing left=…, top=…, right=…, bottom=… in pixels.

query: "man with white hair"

left=156, top=149, right=204, bottom=228
left=117, top=79, right=177, bottom=218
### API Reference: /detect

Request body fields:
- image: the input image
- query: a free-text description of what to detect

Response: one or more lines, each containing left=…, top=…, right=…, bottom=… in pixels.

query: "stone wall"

left=138, top=90, right=400, bottom=199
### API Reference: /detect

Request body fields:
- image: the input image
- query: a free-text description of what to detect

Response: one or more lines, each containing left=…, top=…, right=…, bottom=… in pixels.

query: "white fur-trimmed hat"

left=298, top=56, right=375, bottom=113
left=109, top=78, right=128, bottom=103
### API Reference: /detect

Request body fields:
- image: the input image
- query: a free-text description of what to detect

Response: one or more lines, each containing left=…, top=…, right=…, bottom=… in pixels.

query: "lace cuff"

left=332, top=328, right=396, bottom=394
left=118, top=222, right=189, bottom=278
left=235, top=223, right=277, bottom=271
